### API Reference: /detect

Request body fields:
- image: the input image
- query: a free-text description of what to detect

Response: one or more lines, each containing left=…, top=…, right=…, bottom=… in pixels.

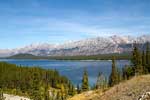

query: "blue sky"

left=0, top=0, right=150, bottom=49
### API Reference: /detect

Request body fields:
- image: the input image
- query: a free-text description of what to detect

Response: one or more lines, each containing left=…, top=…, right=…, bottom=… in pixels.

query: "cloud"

left=0, top=0, right=150, bottom=49
left=2, top=15, right=149, bottom=37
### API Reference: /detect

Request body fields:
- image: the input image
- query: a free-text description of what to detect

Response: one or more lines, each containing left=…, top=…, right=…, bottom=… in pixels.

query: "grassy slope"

left=68, top=75, right=150, bottom=100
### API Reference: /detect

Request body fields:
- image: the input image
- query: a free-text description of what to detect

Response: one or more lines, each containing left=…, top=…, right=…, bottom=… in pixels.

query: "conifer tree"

left=56, top=91, right=61, bottom=100
left=131, top=42, right=143, bottom=75
left=68, top=82, right=75, bottom=96
left=109, top=57, right=118, bottom=87
left=77, top=84, right=80, bottom=94
left=71, top=85, right=76, bottom=96
left=60, top=84, right=66, bottom=100
left=68, top=83, right=72, bottom=96
left=0, top=89, right=5, bottom=100
left=142, top=50, right=146, bottom=66
left=116, top=68, right=122, bottom=83
left=142, top=50, right=148, bottom=74
left=122, top=67, right=127, bottom=80
left=81, top=69, right=89, bottom=92
left=96, top=72, right=105, bottom=89
left=31, top=72, right=41, bottom=100
left=44, top=71, right=50, bottom=100
left=146, top=42, right=150, bottom=64
left=146, top=42, right=150, bottom=72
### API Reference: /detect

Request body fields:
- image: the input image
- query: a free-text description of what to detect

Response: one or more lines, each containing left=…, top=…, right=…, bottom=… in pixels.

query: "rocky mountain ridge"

left=0, top=35, right=150, bottom=57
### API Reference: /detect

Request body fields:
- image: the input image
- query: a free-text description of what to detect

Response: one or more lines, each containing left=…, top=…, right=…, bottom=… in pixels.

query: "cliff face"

left=68, top=75, right=150, bottom=100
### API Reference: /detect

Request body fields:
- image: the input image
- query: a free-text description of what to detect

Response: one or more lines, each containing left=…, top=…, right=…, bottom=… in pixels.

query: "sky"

left=0, top=0, right=150, bottom=49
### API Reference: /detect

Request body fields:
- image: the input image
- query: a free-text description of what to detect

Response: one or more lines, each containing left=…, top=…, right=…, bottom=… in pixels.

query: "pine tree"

left=71, top=85, right=76, bottom=96
left=122, top=66, right=127, bottom=80
left=60, top=84, right=66, bottom=100
left=77, top=84, right=80, bottom=94
left=131, top=42, right=143, bottom=75
left=142, top=50, right=146, bottom=66
left=146, top=42, right=150, bottom=64
left=96, top=72, right=105, bottom=89
left=81, top=69, right=89, bottom=92
left=142, top=50, right=148, bottom=74
left=146, top=42, right=150, bottom=72
left=68, top=82, right=75, bottom=96
left=0, top=89, right=5, bottom=100
left=56, top=91, right=61, bottom=100
left=30, top=72, right=41, bottom=100
left=109, top=57, right=118, bottom=87
left=44, top=71, right=50, bottom=100
left=116, top=68, right=122, bottom=83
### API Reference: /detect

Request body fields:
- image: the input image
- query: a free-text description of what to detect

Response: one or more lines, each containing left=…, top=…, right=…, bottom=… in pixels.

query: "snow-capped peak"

left=0, top=35, right=150, bottom=57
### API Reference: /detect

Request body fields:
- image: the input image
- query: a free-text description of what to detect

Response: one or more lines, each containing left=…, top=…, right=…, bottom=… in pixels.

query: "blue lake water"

left=0, top=59, right=130, bottom=86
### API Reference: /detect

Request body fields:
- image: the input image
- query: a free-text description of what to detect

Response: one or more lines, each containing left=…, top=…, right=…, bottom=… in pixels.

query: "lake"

left=0, top=59, right=130, bottom=86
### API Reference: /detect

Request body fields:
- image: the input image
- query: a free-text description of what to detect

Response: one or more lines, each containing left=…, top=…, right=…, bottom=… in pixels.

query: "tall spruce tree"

left=60, top=84, right=66, bottom=100
left=0, top=89, right=5, bottom=100
left=146, top=42, right=150, bottom=64
left=142, top=50, right=146, bottom=66
left=56, top=91, right=61, bottom=100
left=142, top=50, right=148, bottom=74
left=146, top=42, right=150, bottom=72
left=44, top=71, right=50, bottom=100
left=77, top=84, right=80, bottom=94
left=68, top=82, right=76, bottom=96
left=95, top=72, right=106, bottom=89
left=131, top=42, right=143, bottom=75
left=109, top=57, right=118, bottom=87
left=31, top=72, right=41, bottom=100
left=117, top=68, right=122, bottom=83
left=81, top=69, right=89, bottom=92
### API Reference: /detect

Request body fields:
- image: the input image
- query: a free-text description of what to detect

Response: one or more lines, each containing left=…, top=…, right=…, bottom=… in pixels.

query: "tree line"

left=0, top=62, right=76, bottom=100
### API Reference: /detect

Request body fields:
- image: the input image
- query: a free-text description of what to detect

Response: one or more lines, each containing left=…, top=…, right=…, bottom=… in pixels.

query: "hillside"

left=68, top=75, right=150, bottom=100
left=0, top=62, right=74, bottom=100
left=8, top=53, right=37, bottom=59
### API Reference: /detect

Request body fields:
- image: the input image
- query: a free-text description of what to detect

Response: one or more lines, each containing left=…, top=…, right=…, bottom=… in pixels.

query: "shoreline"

left=0, top=58, right=129, bottom=62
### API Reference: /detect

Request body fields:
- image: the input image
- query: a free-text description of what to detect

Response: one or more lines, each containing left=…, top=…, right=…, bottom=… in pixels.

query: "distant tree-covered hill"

left=7, top=53, right=131, bottom=60
left=8, top=53, right=37, bottom=59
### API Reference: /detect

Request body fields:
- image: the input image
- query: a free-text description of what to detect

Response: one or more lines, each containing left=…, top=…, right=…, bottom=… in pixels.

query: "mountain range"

left=0, top=35, right=150, bottom=57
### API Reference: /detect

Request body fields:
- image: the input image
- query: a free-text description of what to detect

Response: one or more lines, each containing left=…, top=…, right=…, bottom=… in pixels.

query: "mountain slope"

left=1, top=35, right=150, bottom=57
left=68, top=75, right=150, bottom=100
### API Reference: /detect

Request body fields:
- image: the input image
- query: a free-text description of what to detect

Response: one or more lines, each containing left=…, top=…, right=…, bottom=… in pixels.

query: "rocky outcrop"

left=139, top=92, right=150, bottom=100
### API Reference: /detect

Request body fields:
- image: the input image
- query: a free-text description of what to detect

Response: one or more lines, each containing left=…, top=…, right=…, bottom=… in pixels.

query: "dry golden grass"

left=68, top=75, right=150, bottom=100
left=68, top=90, right=103, bottom=100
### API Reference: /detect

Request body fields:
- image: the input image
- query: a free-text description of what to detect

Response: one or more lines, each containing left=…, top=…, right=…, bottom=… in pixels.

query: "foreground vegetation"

left=0, top=62, right=76, bottom=100
left=69, top=42, right=150, bottom=100
left=69, top=75, right=150, bottom=100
